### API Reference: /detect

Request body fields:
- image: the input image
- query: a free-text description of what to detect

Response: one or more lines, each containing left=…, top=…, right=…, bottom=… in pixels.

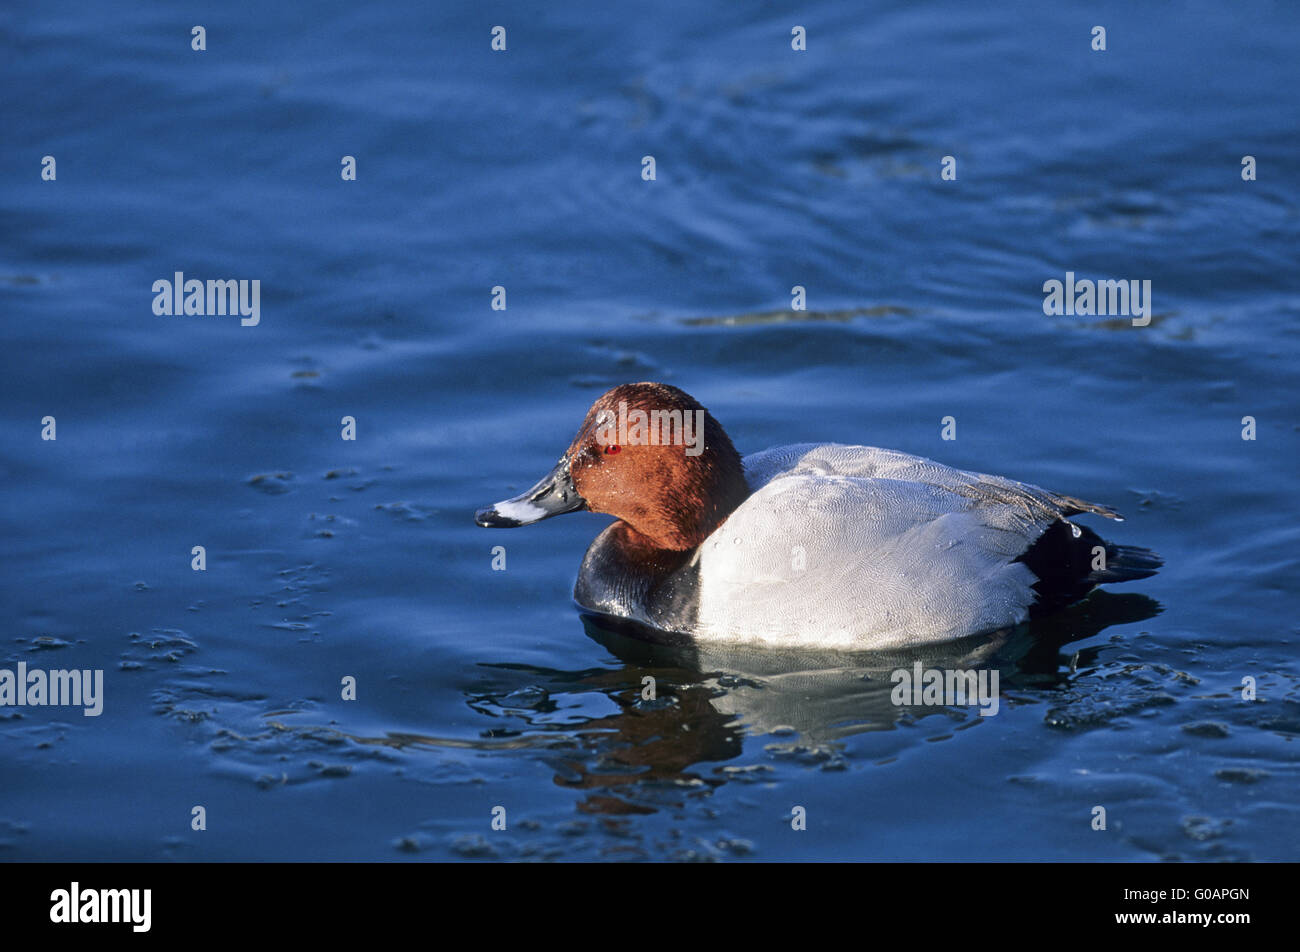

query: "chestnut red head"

left=475, top=382, right=749, bottom=552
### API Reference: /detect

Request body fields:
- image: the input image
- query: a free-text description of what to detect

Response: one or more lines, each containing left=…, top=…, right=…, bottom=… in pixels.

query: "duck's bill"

left=475, top=458, right=587, bottom=528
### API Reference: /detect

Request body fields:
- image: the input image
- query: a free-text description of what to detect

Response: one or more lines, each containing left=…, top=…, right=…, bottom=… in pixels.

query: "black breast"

left=574, top=524, right=702, bottom=635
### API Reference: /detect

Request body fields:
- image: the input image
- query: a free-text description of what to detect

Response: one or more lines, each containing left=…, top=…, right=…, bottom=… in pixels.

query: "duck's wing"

left=687, top=444, right=1138, bottom=649
left=743, top=443, right=1124, bottom=522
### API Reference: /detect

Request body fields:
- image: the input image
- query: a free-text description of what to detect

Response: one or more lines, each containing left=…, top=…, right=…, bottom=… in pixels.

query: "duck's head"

left=475, top=382, right=748, bottom=551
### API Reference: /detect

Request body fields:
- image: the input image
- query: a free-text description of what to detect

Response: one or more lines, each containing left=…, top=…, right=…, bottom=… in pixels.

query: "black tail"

left=1091, top=543, right=1163, bottom=584
left=1017, top=520, right=1162, bottom=618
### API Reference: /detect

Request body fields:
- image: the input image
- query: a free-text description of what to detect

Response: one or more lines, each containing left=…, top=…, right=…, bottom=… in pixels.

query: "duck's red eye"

left=604, top=444, right=621, bottom=455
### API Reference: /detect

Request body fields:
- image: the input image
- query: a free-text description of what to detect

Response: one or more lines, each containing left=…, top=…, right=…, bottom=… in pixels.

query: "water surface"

left=2, top=0, right=1298, bottom=861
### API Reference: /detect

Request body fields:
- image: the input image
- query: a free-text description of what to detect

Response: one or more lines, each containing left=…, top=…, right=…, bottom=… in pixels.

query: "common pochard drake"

left=475, top=382, right=1161, bottom=650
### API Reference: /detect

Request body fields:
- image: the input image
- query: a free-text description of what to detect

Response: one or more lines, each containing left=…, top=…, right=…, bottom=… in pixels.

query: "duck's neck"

left=626, top=438, right=750, bottom=552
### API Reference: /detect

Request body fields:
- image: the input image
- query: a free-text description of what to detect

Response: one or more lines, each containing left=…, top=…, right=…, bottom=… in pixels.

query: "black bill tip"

left=475, top=457, right=586, bottom=530
left=475, top=507, right=523, bottom=528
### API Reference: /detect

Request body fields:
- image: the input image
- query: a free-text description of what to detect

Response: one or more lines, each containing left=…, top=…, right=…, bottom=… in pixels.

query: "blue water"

left=3, top=0, right=1298, bottom=861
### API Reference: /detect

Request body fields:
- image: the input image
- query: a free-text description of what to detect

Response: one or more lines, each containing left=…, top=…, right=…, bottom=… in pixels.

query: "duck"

left=475, top=382, right=1161, bottom=650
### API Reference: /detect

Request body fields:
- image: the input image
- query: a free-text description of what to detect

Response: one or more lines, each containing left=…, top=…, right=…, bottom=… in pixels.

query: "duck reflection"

left=461, top=591, right=1160, bottom=816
